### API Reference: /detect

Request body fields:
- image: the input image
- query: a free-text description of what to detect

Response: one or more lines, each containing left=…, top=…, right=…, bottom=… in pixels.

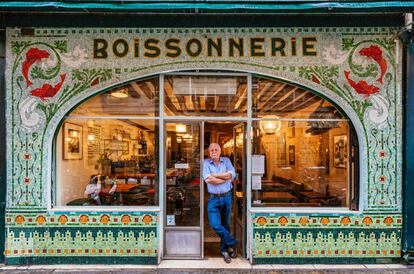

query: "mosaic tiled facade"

left=5, top=27, right=402, bottom=264
left=5, top=212, right=158, bottom=265
left=252, top=213, right=401, bottom=263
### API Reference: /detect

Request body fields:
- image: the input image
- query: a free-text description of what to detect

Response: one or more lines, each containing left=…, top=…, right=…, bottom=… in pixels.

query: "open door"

left=233, top=123, right=246, bottom=257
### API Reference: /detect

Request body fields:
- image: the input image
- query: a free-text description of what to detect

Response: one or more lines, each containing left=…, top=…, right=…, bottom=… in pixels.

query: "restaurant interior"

left=54, top=75, right=353, bottom=210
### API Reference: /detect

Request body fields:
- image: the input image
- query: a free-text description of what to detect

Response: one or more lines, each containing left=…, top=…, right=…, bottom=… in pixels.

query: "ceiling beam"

left=229, top=83, right=247, bottom=112
left=266, top=86, right=299, bottom=111
left=277, top=89, right=309, bottom=112
left=255, top=80, right=274, bottom=101
left=257, top=83, right=287, bottom=111
left=291, top=96, right=322, bottom=112
left=164, top=78, right=184, bottom=113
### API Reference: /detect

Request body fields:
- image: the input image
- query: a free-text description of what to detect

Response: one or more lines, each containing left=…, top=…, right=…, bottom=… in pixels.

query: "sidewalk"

left=1, top=258, right=414, bottom=273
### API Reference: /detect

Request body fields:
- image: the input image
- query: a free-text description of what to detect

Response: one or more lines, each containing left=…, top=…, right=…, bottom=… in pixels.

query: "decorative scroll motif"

left=252, top=213, right=402, bottom=263
left=301, top=36, right=400, bottom=210
left=8, top=37, right=112, bottom=208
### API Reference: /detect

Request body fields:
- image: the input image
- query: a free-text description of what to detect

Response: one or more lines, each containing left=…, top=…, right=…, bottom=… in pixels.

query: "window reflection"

left=56, top=118, right=158, bottom=206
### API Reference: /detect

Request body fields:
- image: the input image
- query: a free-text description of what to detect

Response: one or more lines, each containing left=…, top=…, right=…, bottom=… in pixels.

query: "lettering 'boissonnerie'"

left=93, top=37, right=318, bottom=59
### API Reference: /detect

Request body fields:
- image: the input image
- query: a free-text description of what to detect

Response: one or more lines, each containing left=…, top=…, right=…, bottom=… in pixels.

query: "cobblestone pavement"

left=1, top=258, right=414, bottom=273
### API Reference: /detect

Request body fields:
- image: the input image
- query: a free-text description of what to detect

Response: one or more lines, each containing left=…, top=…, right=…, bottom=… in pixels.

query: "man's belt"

left=209, top=189, right=232, bottom=197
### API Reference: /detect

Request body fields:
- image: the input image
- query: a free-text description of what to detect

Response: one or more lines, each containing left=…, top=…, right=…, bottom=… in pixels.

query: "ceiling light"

left=259, top=115, right=282, bottom=134
left=111, top=87, right=129, bottom=98
left=175, top=124, right=187, bottom=133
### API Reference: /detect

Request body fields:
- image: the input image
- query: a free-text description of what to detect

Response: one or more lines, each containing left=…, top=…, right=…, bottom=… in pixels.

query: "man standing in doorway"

left=203, top=143, right=237, bottom=263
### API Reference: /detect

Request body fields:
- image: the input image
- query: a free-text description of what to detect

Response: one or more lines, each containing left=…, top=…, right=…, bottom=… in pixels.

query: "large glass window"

left=251, top=77, right=354, bottom=207
left=70, top=77, right=159, bottom=117
left=55, top=77, right=159, bottom=207
left=54, top=73, right=357, bottom=209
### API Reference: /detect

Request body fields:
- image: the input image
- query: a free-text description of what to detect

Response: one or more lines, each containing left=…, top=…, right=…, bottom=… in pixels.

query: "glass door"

left=233, top=123, right=246, bottom=257
left=164, top=121, right=203, bottom=258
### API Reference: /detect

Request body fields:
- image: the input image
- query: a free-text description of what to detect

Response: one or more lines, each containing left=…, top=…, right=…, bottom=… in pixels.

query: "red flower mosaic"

left=24, top=177, right=30, bottom=184
left=379, top=176, right=386, bottom=183
left=379, top=151, right=386, bottom=158
left=23, top=153, right=31, bottom=160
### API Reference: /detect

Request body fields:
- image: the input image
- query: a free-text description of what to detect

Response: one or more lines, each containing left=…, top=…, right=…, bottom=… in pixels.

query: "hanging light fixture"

left=175, top=123, right=187, bottom=133
left=259, top=115, right=282, bottom=134
left=111, top=86, right=129, bottom=98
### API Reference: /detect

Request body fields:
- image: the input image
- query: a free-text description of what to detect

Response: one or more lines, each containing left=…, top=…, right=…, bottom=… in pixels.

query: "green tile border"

left=253, top=257, right=401, bottom=264
left=6, top=256, right=157, bottom=265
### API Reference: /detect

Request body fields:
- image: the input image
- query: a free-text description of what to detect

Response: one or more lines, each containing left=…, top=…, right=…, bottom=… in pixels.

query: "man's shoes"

left=221, top=251, right=231, bottom=264
left=228, top=241, right=238, bottom=258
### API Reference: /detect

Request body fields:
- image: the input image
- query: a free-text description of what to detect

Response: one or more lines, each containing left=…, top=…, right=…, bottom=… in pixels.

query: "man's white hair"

left=208, top=143, right=221, bottom=150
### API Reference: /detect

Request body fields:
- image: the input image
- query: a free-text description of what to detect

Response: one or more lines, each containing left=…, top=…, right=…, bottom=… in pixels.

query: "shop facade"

left=3, top=25, right=404, bottom=264
left=1, top=3, right=413, bottom=265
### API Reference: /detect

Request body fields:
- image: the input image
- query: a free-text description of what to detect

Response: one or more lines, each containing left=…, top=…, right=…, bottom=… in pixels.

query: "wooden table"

left=299, top=191, right=328, bottom=202
left=261, top=181, right=288, bottom=191
left=100, top=184, right=139, bottom=204
left=259, top=191, right=297, bottom=202
left=116, top=173, right=156, bottom=179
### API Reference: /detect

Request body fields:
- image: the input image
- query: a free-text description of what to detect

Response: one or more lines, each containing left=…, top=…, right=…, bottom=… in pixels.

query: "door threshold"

left=159, top=257, right=251, bottom=269
left=162, top=256, right=203, bottom=260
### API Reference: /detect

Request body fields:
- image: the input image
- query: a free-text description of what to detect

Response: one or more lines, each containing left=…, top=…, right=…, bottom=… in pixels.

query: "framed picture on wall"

left=277, top=133, right=287, bottom=166
left=289, top=145, right=295, bottom=165
left=63, top=122, right=83, bottom=160
left=333, top=135, right=347, bottom=168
